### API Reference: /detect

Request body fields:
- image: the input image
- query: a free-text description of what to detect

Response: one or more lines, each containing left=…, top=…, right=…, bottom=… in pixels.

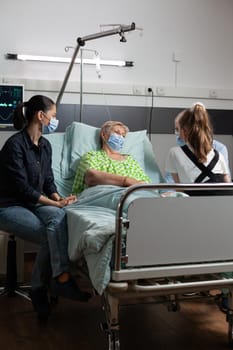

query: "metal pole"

left=56, top=42, right=82, bottom=106
left=80, top=23, right=135, bottom=43
left=80, top=49, right=83, bottom=123
left=56, top=22, right=136, bottom=107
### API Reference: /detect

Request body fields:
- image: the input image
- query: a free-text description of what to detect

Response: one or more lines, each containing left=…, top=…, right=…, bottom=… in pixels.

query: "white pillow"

left=121, top=129, right=146, bottom=169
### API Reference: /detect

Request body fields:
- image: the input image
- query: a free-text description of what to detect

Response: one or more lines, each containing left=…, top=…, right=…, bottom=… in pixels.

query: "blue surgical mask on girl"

left=176, top=134, right=185, bottom=147
left=107, top=133, right=125, bottom=152
left=43, top=118, right=59, bottom=134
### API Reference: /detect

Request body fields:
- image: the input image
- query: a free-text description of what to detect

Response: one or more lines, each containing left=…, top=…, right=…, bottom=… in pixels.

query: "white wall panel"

left=1, top=0, right=233, bottom=90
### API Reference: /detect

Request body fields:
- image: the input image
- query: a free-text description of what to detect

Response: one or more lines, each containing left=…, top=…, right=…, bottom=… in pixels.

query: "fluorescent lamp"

left=6, top=53, right=133, bottom=67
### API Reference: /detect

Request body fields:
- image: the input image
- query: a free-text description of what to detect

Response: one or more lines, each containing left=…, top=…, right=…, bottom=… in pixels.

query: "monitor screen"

left=0, top=84, right=24, bottom=126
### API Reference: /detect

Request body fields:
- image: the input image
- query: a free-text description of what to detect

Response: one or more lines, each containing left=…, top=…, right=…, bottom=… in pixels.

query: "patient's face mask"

left=107, top=133, right=125, bottom=152
left=42, top=115, right=59, bottom=134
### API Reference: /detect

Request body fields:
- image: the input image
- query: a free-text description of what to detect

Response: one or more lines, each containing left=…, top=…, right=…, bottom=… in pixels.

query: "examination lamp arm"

left=78, top=22, right=135, bottom=44
left=56, top=22, right=136, bottom=106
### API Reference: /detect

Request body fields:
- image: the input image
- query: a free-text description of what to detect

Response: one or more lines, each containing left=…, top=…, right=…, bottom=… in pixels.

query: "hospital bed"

left=45, top=122, right=233, bottom=349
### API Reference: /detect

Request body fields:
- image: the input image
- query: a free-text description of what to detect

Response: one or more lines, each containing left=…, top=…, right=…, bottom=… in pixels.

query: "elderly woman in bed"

left=72, top=121, right=151, bottom=194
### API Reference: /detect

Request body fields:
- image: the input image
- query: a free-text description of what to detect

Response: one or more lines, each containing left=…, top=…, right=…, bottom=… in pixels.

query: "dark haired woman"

left=0, top=95, right=90, bottom=320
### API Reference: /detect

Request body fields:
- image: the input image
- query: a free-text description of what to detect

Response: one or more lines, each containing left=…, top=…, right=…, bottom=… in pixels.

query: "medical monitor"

left=0, top=84, right=24, bottom=126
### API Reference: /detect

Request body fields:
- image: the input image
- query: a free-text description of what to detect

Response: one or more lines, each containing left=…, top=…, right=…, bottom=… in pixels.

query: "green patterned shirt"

left=72, top=150, right=151, bottom=194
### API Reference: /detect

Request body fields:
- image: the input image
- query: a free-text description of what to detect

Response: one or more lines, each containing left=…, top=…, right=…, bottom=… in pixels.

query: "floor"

left=0, top=255, right=232, bottom=350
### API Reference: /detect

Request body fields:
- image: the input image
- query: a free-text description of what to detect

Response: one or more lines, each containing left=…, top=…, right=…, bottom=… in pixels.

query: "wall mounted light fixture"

left=5, top=53, right=134, bottom=67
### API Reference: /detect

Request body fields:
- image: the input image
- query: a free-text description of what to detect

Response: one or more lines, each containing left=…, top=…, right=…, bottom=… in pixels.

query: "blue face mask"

left=107, top=133, right=125, bottom=152
left=43, top=117, right=59, bottom=134
left=176, top=134, right=185, bottom=147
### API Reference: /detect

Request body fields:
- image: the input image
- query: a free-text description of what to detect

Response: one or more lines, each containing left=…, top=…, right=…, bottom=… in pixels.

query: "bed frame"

left=102, top=183, right=233, bottom=350
left=44, top=127, right=233, bottom=349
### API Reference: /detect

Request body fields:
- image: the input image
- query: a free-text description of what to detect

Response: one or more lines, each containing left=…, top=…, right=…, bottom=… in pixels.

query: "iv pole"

left=79, top=48, right=83, bottom=122
left=56, top=22, right=136, bottom=107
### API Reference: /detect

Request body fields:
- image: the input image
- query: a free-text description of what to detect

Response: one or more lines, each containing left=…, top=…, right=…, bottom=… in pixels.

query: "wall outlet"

left=156, top=86, right=165, bottom=96
left=132, top=85, right=143, bottom=95
left=209, top=89, right=218, bottom=98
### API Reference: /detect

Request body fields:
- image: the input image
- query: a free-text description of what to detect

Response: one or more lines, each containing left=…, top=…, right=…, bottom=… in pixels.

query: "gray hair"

left=100, top=120, right=129, bottom=135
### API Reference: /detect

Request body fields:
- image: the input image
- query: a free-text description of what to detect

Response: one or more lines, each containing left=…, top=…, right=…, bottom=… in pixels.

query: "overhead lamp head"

left=119, top=31, right=127, bottom=43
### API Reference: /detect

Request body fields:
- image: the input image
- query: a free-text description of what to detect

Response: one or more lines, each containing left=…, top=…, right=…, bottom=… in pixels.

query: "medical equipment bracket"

left=56, top=22, right=136, bottom=106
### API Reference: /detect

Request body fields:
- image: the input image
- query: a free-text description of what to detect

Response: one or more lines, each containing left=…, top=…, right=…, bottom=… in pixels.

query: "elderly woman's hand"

left=122, top=176, right=147, bottom=187
left=65, top=194, right=78, bottom=204
left=57, top=195, right=78, bottom=207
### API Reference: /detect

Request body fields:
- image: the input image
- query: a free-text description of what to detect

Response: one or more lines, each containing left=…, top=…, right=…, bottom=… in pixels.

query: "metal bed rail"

left=114, top=183, right=233, bottom=272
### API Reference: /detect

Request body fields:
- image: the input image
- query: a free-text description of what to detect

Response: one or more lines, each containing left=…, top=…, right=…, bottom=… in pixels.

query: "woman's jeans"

left=0, top=205, right=70, bottom=290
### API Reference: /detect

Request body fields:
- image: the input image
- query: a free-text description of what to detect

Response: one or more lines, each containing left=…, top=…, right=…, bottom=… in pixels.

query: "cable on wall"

left=147, top=88, right=154, bottom=141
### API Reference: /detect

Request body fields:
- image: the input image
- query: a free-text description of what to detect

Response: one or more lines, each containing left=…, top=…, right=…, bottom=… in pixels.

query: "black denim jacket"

left=0, top=128, right=57, bottom=207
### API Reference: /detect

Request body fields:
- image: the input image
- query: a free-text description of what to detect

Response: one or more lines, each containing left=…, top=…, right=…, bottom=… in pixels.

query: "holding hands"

left=56, top=194, right=77, bottom=207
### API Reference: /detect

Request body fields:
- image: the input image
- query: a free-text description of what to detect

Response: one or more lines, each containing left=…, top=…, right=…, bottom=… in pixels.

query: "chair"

left=0, top=233, right=31, bottom=300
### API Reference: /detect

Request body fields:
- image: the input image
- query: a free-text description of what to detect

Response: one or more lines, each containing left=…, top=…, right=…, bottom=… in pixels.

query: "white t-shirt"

left=165, top=146, right=229, bottom=183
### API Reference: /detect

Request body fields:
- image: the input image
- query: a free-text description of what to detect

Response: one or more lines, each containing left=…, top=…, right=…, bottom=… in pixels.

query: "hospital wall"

left=1, top=0, right=233, bottom=88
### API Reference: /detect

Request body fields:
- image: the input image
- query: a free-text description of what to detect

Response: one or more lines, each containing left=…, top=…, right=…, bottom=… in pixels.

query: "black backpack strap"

left=181, top=145, right=219, bottom=183
left=195, top=149, right=219, bottom=182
